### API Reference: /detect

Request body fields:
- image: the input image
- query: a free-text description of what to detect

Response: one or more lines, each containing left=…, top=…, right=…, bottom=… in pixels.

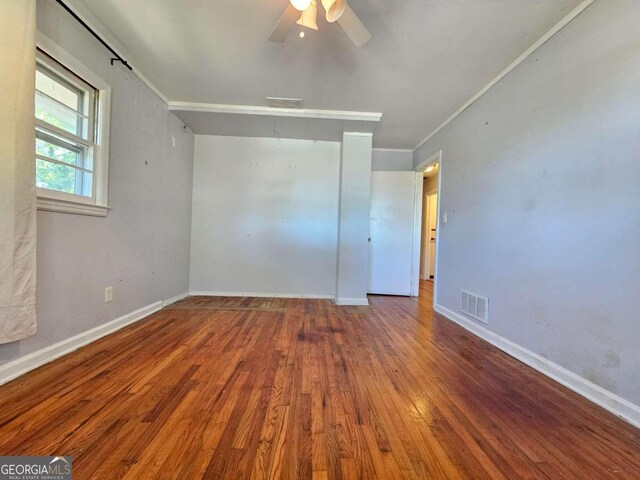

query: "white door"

left=369, top=172, right=417, bottom=295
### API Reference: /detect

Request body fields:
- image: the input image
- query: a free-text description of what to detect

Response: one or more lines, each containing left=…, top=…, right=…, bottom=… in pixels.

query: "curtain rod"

left=55, top=0, right=133, bottom=71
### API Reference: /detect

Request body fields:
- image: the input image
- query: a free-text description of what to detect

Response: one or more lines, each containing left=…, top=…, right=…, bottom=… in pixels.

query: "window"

left=35, top=40, right=111, bottom=217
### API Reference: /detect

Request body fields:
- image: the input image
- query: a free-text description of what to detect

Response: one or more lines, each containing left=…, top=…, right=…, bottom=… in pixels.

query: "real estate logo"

left=0, top=456, right=72, bottom=480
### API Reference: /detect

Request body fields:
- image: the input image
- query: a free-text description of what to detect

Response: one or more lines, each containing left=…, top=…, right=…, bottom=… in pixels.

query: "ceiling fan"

left=269, top=0, right=371, bottom=47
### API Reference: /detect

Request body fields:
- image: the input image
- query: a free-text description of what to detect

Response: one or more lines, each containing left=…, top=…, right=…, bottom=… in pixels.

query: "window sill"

left=37, top=196, right=109, bottom=217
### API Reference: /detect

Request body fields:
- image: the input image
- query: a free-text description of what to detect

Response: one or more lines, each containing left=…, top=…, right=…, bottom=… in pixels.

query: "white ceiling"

left=72, top=0, right=583, bottom=148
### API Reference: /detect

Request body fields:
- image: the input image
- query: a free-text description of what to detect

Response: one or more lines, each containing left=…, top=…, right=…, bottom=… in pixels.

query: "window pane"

left=36, top=159, right=93, bottom=197
left=36, top=130, right=93, bottom=170
left=36, top=91, right=86, bottom=137
left=36, top=69, right=80, bottom=111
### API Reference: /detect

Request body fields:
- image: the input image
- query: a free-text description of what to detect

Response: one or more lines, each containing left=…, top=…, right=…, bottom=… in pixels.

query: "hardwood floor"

left=1, top=282, right=639, bottom=479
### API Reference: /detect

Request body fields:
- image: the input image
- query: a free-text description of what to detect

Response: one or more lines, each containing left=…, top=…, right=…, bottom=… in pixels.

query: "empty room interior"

left=2, top=0, right=640, bottom=478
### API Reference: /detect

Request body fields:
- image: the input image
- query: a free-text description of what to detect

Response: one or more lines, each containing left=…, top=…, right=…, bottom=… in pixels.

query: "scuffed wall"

left=414, top=0, right=640, bottom=405
left=0, top=0, right=195, bottom=364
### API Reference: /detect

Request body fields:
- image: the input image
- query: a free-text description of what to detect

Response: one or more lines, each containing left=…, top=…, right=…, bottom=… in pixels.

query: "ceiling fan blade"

left=269, top=4, right=299, bottom=43
left=337, top=4, right=371, bottom=47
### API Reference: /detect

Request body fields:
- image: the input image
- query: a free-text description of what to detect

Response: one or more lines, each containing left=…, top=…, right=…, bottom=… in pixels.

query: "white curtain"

left=0, top=0, right=37, bottom=344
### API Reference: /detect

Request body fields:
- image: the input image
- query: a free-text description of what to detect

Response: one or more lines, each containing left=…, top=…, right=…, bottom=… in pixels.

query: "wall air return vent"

left=266, top=97, right=303, bottom=109
left=460, top=289, right=489, bottom=324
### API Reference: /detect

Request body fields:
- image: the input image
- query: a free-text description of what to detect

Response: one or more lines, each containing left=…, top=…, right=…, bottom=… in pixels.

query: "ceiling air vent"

left=460, top=290, right=489, bottom=324
left=266, top=97, right=303, bottom=109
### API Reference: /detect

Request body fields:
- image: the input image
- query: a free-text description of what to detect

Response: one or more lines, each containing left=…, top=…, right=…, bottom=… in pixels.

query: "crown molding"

left=343, top=132, right=374, bottom=137
left=372, top=148, right=413, bottom=153
left=413, top=0, right=597, bottom=152
left=168, top=101, right=382, bottom=122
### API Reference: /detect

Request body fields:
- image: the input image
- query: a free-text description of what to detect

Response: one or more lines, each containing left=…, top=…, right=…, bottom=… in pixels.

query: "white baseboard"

left=434, top=303, right=640, bottom=429
left=335, top=297, right=370, bottom=306
left=162, top=292, right=190, bottom=307
left=189, top=291, right=335, bottom=300
left=0, top=301, right=163, bottom=387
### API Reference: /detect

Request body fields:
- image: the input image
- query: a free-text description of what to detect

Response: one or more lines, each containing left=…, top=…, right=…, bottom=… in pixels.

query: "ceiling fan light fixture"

left=321, top=0, right=346, bottom=23
left=296, top=1, right=318, bottom=31
left=290, top=0, right=312, bottom=11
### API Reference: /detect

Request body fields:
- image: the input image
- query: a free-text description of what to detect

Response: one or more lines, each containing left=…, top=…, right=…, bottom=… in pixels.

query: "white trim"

left=94, top=83, right=111, bottom=207
left=0, top=301, right=163, bottom=387
left=372, top=148, right=413, bottom=153
left=162, top=292, right=190, bottom=307
left=410, top=172, right=424, bottom=297
left=434, top=303, right=640, bottom=429
left=37, top=196, right=109, bottom=217
left=433, top=153, right=443, bottom=306
left=35, top=121, right=96, bottom=148
left=169, top=102, right=382, bottom=122
left=334, top=298, right=370, bottom=306
left=190, top=291, right=335, bottom=300
left=36, top=154, right=93, bottom=174
left=412, top=0, right=597, bottom=152
left=342, top=131, right=375, bottom=137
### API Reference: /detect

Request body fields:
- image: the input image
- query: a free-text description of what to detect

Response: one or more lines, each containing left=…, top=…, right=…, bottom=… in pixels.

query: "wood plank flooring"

left=1, top=282, right=639, bottom=479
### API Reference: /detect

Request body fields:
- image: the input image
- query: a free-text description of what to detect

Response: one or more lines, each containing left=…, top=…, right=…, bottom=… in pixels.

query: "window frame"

left=35, top=33, right=111, bottom=217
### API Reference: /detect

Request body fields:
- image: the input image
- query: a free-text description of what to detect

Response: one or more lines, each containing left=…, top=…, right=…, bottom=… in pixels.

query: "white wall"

left=190, top=136, right=340, bottom=297
left=414, top=0, right=640, bottom=406
left=0, top=0, right=195, bottom=365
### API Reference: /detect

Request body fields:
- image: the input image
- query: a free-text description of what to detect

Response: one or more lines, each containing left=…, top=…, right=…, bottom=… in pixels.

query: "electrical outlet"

left=105, top=286, right=113, bottom=303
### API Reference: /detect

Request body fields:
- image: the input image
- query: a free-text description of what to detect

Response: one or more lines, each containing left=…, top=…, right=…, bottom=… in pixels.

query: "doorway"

left=412, top=151, right=441, bottom=303
left=422, top=191, right=438, bottom=281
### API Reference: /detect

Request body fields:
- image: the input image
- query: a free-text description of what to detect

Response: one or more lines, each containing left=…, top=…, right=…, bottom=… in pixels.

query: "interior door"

left=369, top=171, right=417, bottom=295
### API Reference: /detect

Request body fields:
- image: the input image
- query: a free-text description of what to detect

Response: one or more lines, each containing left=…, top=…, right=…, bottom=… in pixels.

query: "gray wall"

left=414, top=0, right=640, bottom=405
left=0, top=0, right=195, bottom=364
left=372, top=149, right=413, bottom=171
left=190, top=135, right=340, bottom=297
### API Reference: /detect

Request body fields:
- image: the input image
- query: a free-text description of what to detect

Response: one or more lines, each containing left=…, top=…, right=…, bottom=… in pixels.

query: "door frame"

left=412, top=150, right=442, bottom=304
left=410, top=172, right=424, bottom=296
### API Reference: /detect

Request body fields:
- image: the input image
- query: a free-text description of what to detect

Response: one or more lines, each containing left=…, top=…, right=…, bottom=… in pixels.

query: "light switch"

left=441, top=211, right=448, bottom=224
